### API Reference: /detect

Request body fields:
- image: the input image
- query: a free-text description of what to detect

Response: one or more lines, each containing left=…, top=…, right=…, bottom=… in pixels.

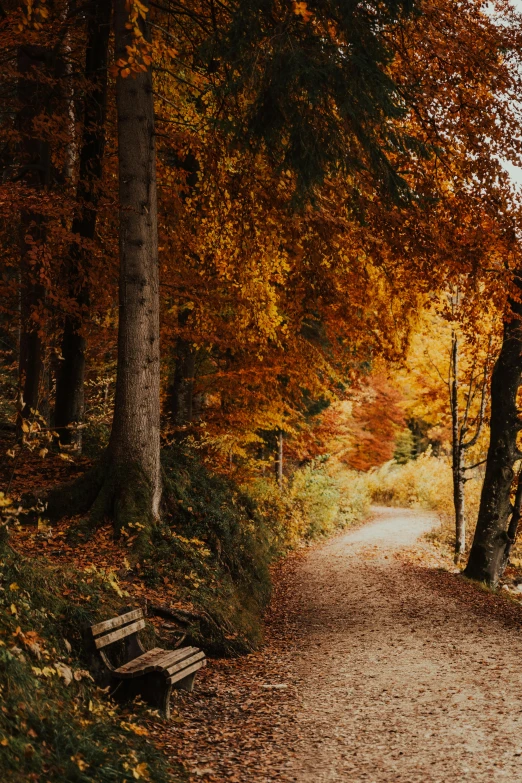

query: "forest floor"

left=161, top=506, right=522, bottom=783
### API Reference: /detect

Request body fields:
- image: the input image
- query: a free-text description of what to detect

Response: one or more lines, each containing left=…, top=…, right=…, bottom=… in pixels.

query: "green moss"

left=137, top=446, right=279, bottom=655
left=47, top=458, right=157, bottom=550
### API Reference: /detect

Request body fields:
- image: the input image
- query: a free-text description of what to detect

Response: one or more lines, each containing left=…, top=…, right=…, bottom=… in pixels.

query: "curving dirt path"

left=161, top=507, right=522, bottom=782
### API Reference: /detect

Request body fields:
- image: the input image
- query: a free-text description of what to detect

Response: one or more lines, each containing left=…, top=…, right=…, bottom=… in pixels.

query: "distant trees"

left=344, top=374, right=406, bottom=473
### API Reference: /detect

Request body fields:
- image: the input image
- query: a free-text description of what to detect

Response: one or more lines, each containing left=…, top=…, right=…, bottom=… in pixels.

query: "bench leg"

left=144, top=674, right=172, bottom=719
left=173, top=672, right=196, bottom=692
left=112, top=675, right=172, bottom=719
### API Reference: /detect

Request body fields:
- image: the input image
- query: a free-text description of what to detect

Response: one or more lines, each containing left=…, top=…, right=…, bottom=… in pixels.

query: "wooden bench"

left=90, top=608, right=206, bottom=718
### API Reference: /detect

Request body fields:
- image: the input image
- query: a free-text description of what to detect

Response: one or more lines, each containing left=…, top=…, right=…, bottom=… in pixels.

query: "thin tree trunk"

left=54, top=0, right=111, bottom=450
left=464, top=280, right=522, bottom=585
left=450, top=332, right=466, bottom=558
left=167, top=308, right=196, bottom=428
left=277, top=430, right=284, bottom=490
left=453, top=452, right=466, bottom=558
left=168, top=339, right=196, bottom=425
left=17, top=45, right=51, bottom=426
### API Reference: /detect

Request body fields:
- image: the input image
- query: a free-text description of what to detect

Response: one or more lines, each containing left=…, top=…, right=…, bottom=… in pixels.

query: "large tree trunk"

left=499, top=472, right=522, bottom=577
left=54, top=0, right=112, bottom=450
left=47, top=0, right=161, bottom=541
left=464, top=283, right=522, bottom=585
left=108, top=0, right=161, bottom=521
left=81, top=0, right=161, bottom=533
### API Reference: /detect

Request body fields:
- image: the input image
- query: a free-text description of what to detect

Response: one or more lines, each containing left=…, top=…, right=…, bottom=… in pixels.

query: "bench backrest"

left=91, top=608, right=145, bottom=649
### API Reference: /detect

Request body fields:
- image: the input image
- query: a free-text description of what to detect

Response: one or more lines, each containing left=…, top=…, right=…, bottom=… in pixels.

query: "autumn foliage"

left=344, top=375, right=406, bottom=472
left=0, top=0, right=521, bottom=625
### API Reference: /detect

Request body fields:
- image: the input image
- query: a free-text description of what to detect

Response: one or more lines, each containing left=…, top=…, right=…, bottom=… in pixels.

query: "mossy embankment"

left=0, top=538, right=173, bottom=782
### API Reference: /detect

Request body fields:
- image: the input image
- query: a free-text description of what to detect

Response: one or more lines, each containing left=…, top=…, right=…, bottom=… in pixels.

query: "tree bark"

left=464, top=280, right=522, bottom=585
left=499, top=471, right=522, bottom=578
left=450, top=331, right=466, bottom=558
left=17, top=45, right=51, bottom=426
left=54, top=0, right=111, bottom=450
left=46, top=0, right=161, bottom=541
left=106, top=0, right=161, bottom=525
left=453, top=453, right=466, bottom=557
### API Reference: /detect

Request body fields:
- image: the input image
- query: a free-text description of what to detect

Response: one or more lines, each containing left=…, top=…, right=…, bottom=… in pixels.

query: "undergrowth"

left=0, top=541, right=174, bottom=783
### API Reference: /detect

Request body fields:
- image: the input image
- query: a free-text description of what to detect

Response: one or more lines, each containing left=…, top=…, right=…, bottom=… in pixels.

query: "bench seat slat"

left=113, top=647, right=164, bottom=677
left=166, top=650, right=205, bottom=677
left=147, top=647, right=198, bottom=671
left=91, top=609, right=143, bottom=637
left=95, top=618, right=146, bottom=649
left=168, top=658, right=206, bottom=685
left=114, top=647, right=199, bottom=679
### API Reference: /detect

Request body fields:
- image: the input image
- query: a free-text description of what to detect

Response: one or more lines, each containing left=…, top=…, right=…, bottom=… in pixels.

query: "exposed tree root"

left=43, top=453, right=156, bottom=552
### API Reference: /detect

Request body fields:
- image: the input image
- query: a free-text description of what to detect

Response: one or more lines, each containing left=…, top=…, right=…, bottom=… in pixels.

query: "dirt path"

left=160, top=507, right=522, bottom=782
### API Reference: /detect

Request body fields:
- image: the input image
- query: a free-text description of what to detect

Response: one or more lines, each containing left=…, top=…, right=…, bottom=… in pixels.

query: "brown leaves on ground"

left=147, top=554, right=305, bottom=783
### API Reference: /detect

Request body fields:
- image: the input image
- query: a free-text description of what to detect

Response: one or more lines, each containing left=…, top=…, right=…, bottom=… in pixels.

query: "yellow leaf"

left=0, top=738, right=8, bottom=746
left=55, top=662, right=73, bottom=686
left=21, top=420, right=30, bottom=433
left=73, top=669, right=94, bottom=682
left=39, top=448, right=48, bottom=459
left=0, top=493, right=13, bottom=507
left=121, top=721, right=149, bottom=736
left=132, top=762, right=150, bottom=780
left=10, top=604, right=17, bottom=616
left=71, top=755, right=88, bottom=771
left=292, top=1, right=313, bottom=21
left=9, top=583, right=19, bottom=591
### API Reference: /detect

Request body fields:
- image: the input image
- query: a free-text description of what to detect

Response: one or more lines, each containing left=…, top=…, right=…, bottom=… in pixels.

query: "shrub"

left=248, top=460, right=372, bottom=547
left=289, top=462, right=341, bottom=539
left=333, top=468, right=373, bottom=528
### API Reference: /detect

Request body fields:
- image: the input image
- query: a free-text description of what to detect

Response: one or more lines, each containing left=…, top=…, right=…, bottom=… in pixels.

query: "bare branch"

left=463, top=458, right=487, bottom=471
left=462, top=335, right=493, bottom=450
